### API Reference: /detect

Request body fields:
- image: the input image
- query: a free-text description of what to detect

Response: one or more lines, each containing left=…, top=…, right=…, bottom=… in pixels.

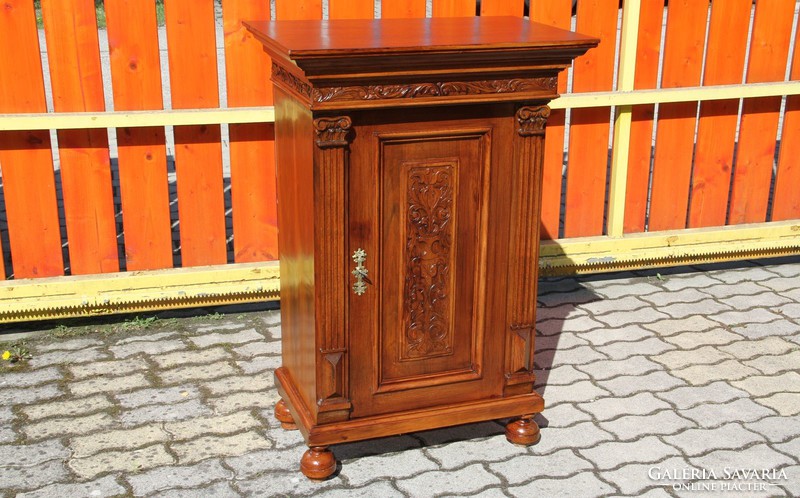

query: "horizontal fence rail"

left=0, top=0, right=799, bottom=322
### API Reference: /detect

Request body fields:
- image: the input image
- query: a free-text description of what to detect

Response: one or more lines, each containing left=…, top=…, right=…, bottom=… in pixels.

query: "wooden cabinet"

left=247, top=16, right=597, bottom=479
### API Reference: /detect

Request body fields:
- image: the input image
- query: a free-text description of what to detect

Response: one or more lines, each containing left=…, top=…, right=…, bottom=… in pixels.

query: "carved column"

left=504, top=105, right=550, bottom=396
left=313, top=116, right=353, bottom=423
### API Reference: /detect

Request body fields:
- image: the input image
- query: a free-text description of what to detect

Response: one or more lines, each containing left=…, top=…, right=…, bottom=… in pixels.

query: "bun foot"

left=505, top=415, right=541, bottom=446
left=300, top=446, right=337, bottom=480
left=275, top=399, right=297, bottom=430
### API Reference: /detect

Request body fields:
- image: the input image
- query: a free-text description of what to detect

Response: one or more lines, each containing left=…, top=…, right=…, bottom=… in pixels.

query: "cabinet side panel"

left=274, top=88, right=318, bottom=418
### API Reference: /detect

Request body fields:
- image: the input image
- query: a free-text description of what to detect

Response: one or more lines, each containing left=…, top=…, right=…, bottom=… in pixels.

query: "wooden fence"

left=0, top=0, right=799, bottom=322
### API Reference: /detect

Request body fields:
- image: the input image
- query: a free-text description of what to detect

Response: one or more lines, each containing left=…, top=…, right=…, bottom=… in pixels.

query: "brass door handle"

left=351, top=248, right=370, bottom=295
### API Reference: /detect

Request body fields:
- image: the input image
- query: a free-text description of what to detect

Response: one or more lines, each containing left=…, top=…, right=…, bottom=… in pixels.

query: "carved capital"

left=313, top=116, right=353, bottom=148
left=516, top=105, right=550, bottom=136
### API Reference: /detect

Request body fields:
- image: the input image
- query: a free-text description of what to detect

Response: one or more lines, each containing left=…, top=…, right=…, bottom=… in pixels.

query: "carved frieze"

left=271, top=62, right=312, bottom=99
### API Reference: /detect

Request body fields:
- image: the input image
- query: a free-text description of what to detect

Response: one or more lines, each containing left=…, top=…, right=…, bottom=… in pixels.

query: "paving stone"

left=730, top=319, right=800, bottom=339
left=23, top=412, right=115, bottom=440
left=426, top=433, right=527, bottom=469
left=109, top=339, right=187, bottom=359
left=579, top=436, right=681, bottom=470
left=0, top=440, right=69, bottom=467
left=2, top=460, right=69, bottom=491
left=538, top=288, right=599, bottom=308
left=146, top=481, right=242, bottom=498
left=0, top=366, right=61, bottom=388
left=598, top=371, right=686, bottom=397
left=69, top=357, right=147, bottom=380
left=638, top=288, right=719, bottom=307
left=1, top=383, right=63, bottom=405
left=69, top=371, right=150, bottom=396
left=732, top=372, right=800, bottom=397
left=688, top=443, right=794, bottom=476
left=538, top=315, right=606, bottom=336
left=774, top=438, right=800, bottom=463
left=20, top=394, right=114, bottom=420
left=754, top=393, right=800, bottom=416
left=680, top=398, right=777, bottom=428
left=534, top=365, right=589, bottom=386
left=334, top=434, right=422, bottom=462
left=68, top=443, right=175, bottom=480
left=655, top=381, right=749, bottom=410
left=595, top=338, right=675, bottom=360
left=263, top=421, right=306, bottom=450
left=0, top=426, right=15, bottom=443
left=28, top=347, right=109, bottom=368
left=593, top=281, right=663, bottom=299
left=743, top=415, right=800, bottom=443
left=662, top=328, right=743, bottom=349
left=779, top=302, right=800, bottom=320
left=723, top=292, right=793, bottom=311
left=539, top=345, right=608, bottom=369
left=599, top=410, right=695, bottom=441
left=165, top=411, right=261, bottom=440
left=658, top=272, right=724, bottom=290
left=577, top=325, right=655, bottom=346
left=643, top=315, right=722, bottom=336
left=115, top=331, right=179, bottom=344
left=395, top=463, right=500, bottom=498
left=224, top=446, right=302, bottom=479
left=194, top=322, right=247, bottom=333
left=203, top=371, right=273, bottom=395
left=594, top=307, right=670, bottom=328
left=651, top=346, right=733, bottom=370
left=712, top=266, right=779, bottom=284
left=709, top=309, right=784, bottom=326
left=120, top=398, right=212, bottom=425
left=535, top=332, right=590, bottom=352
left=490, top=448, right=593, bottom=484
left=580, top=392, right=672, bottom=421
left=538, top=277, right=583, bottom=295
left=71, top=423, right=170, bottom=457
left=236, top=355, right=282, bottom=374
left=232, top=340, right=281, bottom=358
left=508, top=471, right=615, bottom=498
left=755, top=276, right=800, bottom=292
left=340, top=448, right=439, bottom=487
left=539, top=379, right=611, bottom=407
left=662, top=423, right=765, bottom=456
left=702, top=281, right=776, bottom=299
left=236, top=471, right=339, bottom=496
left=126, top=458, right=232, bottom=496
left=0, top=405, right=12, bottom=423
left=116, top=384, right=201, bottom=408
left=315, top=481, right=404, bottom=498
left=266, top=323, right=282, bottom=339
left=671, top=359, right=761, bottom=386
left=206, top=389, right=280, bottom=414
left=657, top=299, right=733, bottom=320
left=172, top=430, right=272, bottom=464
left=538, top=403, right=593, bottom=428
left=574, top=355, right=662, bottom=381
left=532, top=421, right=615, bottom=454
left=601, top=456, right=690, bottom=495
left=189, top=328, right=264, bottom=348
left=720, top=337, right=797, bottom=362
left=158, top=362, right=238, bottom=384
left=415, top=421, right=503, bottom=446
left=36, top=337, right=104, bottom=352
left=15, top=475, right=126, bottom=498
left=577, top=295, right=649, bottom=316
left=152, top=347, right=230, bottom=369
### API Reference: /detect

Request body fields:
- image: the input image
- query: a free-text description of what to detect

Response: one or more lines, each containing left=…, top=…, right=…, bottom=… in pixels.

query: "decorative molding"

left=403, top=165, right=454, bottom=360
left=272, top=62, right=312, bottom=100
left=313, top=116, right=352, bottom=148
left=314, top=77, right=557, bottom=104
left=516, top=105, right=551, bottom=136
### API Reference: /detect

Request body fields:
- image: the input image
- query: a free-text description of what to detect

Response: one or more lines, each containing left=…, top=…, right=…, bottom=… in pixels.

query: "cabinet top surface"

left=245, top=16, right=597, bottom=58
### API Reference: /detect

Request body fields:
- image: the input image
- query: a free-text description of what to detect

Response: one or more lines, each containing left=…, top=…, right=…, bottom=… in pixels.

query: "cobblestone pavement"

left=1, top=258, right=799, bottom=497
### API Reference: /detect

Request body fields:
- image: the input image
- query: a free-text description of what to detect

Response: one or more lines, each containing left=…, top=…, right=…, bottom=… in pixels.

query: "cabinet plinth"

left=246, top=16, right=597, bottom=480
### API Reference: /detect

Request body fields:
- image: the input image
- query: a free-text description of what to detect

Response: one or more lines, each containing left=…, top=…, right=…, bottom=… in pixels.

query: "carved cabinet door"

left=347, top=106, right=516, bottom=418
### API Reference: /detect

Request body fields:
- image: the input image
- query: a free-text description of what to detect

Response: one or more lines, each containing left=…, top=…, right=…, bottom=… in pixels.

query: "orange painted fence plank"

left=224, top=0, right=279, bottom=262
left=165, top=0, right=227, bottom=266
left=433, top=0, right=476, bottom=17
left=772, top=27, right=800, bottom=221
left=623, top=0, right=664, bottom=234
left=105, top=0, right=173, bottom=271
left=728, top=0, right=796, bottom=225
left=41, top=0, right=119, bottom=274
left=0, top=0, right=63, bottom=278
left=383, top=0, right=426, bottom=18
left=480, top=0, right=524, bottom=17
left=564, top=0, right=618, bottom=238
left=530, top=0, right=572, bottom=239
left=330, top=0, right=375, bottom=19
left=277, top=0, right=322, bottom=20
left=647, top=0, right=708, bottom=232
left=687, top=0, right=751, bottom=228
